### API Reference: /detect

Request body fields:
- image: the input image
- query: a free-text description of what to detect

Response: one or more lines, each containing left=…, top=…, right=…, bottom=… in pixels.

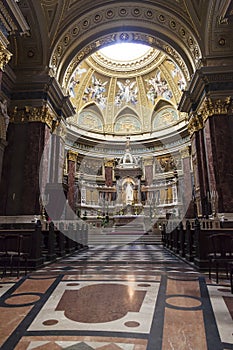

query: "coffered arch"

left=48, top=2, right=202, bottom=87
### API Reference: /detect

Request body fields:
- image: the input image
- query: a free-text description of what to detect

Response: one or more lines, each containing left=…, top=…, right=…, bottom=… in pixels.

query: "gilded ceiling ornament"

left=63, top=33, right=190, bottom=89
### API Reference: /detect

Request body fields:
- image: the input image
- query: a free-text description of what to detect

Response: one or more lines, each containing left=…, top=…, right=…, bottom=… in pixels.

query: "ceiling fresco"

left=68, top=44, right=187, bottom=136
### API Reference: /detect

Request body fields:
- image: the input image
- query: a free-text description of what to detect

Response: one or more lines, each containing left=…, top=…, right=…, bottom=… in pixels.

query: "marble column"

left=0, top=105, right=59, bottom=216
left=144, top=157, right=153, bottom=186
left=67, top=150, right=78, bottom=218
left=188, top=96, right=233, bottom=218
left=104, top=159, right=114, bottom=202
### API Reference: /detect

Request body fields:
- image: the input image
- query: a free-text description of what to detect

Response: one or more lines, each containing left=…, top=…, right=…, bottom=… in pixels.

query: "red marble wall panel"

left=144, top=165, right=153, bottom=186
left=105, top=166, right=113, bottom=186
left=207, top=115, right=233, bottom=213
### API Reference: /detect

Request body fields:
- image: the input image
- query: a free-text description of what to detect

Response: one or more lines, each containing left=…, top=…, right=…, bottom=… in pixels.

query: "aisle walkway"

left=0, top=244, right=232, bottom=350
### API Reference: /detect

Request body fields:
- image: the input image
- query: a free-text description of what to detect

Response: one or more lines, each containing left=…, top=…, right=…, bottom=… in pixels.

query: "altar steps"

left=87, top=230, right=162, bottom=245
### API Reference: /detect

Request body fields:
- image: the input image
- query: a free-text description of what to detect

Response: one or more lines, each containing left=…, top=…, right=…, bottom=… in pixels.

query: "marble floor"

left=0, top=244, right=232, bottom=350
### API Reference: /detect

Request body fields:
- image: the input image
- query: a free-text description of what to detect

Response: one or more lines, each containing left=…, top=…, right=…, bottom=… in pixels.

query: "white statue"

left=0, top=99, right=10, bottom=132
left=125, top=181, right=133, bottom=204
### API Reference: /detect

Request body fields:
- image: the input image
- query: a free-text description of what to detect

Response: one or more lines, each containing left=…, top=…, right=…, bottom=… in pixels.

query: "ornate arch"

left=48, top=2, right=202, bottom=87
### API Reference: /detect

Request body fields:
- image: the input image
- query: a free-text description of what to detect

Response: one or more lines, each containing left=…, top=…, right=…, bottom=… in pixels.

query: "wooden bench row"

left=0, top=221, right=89, bottom=275
left=161, top=219, right=233, bottom=269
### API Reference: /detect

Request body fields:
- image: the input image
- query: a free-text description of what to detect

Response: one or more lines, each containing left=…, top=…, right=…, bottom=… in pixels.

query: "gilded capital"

left=0, top=42, right=12, bottom=70
left=199, top=96, right=231, bottom=122
left=104, top=159, right=115, bottom=167
left=187, top=112, right=203, bottom=136
left=67, top=150, right=78, bottom=162
left=11, top=105, right=59, bottom=130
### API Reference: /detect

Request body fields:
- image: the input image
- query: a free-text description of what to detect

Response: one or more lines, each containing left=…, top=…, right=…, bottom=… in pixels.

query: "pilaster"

left=179, top=63, right=233, bottom=219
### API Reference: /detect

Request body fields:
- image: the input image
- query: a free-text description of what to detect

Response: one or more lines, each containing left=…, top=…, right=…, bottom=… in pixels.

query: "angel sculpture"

left=0, top=99, right=9, bottom=132
left=91, top=75, right=108, bottom=100
left=69, top=65, right=87, bottom=97
left=115, top=79, right=138, bottom=105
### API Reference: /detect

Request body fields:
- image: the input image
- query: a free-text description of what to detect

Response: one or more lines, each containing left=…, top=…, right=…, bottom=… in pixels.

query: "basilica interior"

left=0, top=1, right=233, bottom=349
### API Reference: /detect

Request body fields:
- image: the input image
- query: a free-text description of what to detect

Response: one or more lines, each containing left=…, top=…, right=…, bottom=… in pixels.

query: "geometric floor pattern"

left=0, top=244, right=232, bottom=350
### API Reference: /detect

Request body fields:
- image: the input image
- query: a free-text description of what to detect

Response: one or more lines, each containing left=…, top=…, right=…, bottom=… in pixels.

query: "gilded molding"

left=67, top=150, right=78, bottom=162
left=199, top=96, right=231, bottom=122
left=0, top=42, right=12, bottom=70
left=11, top=105, right=59, bottom=130
left=63, top=32, right=190, bottom=87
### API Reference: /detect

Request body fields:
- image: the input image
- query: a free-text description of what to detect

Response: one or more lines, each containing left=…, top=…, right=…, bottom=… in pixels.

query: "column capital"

left=104, top=159, right=115, bottom=167
left=67, top=150, right=78, bottom=162
left=11, top=105, right=60, bottom=131
left=198, top=96, right=231, bottom=123
left=187, top=112, right=204, bottom=136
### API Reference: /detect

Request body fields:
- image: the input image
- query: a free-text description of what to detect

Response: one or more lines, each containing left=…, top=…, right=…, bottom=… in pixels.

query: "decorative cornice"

left=4, top=0, right=30, bottom=35
left=10, top=105, right=59, bottom=130
left=67, top=150, right=78, bottom=162
left=178, top=68, right=233, bottom=114
left=0, top=42, right=12, bottom=70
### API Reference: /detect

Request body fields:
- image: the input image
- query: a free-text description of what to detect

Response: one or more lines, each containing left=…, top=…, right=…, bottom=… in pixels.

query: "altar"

left=113, top=214, right=145, bottom=226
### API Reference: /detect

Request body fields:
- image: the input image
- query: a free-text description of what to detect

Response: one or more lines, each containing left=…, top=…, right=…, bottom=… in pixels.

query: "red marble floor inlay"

left=223, top=296, right=233, bottom=320
left=56, top=283, right=146, bottom=323
left=124, top=321, right=140, bottom=327
left=43, top=319, right=59, bottom=326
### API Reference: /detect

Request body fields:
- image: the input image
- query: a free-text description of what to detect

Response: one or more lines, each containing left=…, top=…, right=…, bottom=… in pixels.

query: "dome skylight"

left=99, top=43, right=151, bottom=62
